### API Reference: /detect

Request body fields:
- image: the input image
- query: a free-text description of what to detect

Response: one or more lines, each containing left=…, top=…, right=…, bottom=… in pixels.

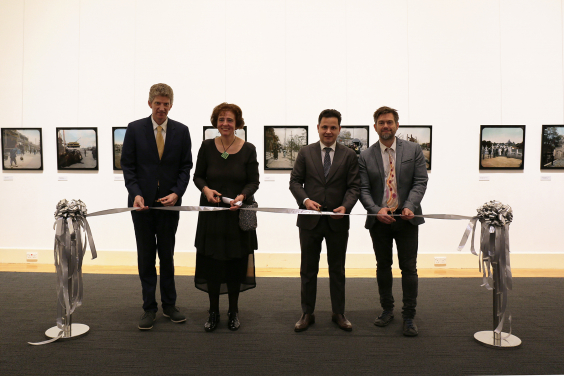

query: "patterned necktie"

left=323, top=147, right=331, bottom=177
left=385, top=147, right=398, bottom=212
left=156, top=125, right=164, bottom=159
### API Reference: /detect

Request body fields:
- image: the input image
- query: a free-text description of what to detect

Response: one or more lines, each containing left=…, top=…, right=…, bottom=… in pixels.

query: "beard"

left=380, top=132, right=394, bottom=140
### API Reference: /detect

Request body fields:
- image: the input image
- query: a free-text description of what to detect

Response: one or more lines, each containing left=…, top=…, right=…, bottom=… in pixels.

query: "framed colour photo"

left=203, top=126, right=247, bottom=141
left=113, top=127, right=127, bottom=170
left=56, top=127, right=99, bottom=171
left=264, top=126, right=308, bottom=170
left=540, top=125, right=564, bottom=169
left=397, top=126, right=432, bottom=170
left=337, top=126, right=369, bottom=157
left=1, top=128, right=43, bottom=170
left=479, top=125, right=525, bottom=170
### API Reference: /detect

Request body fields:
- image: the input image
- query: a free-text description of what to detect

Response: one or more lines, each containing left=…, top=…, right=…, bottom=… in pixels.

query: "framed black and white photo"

left=397, top=126, right=432, bottom=170
left=203, top=126, right=247, bottom=141
left=337, top=126, right=369, bottom=157
left=264, top=126, right=308, bottom=170
left=540, top=125, right=564, bottom=169
left=480, top=125, right=525, bottom=170
left=113, top=127, right=126, bottom=170
left=1, top=128, right=43, bottom=170
left=56, top=128, right=99, bottom=170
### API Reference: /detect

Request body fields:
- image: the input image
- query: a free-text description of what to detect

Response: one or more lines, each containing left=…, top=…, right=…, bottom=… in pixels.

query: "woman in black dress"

left=193, top=102, right=259, bottom=332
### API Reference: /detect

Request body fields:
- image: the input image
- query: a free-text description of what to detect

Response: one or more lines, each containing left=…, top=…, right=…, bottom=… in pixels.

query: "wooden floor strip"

left=1, top=263, right=563, bottom=277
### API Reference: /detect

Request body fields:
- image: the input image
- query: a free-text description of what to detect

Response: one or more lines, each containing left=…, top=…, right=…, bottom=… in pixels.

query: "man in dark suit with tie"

left=358, top=106, right=428, bottom=336
left=289, top=109, right=360, bottom=332
left=121, top=83, right=193, bottom=330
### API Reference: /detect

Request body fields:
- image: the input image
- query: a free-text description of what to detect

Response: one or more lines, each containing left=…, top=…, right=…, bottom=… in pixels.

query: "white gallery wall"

left=1, top=0, right=563, bottom=268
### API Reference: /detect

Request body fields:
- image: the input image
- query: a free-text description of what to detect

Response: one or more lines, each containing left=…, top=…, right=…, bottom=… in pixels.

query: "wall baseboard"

left=2, top=249, right=563, bottom=269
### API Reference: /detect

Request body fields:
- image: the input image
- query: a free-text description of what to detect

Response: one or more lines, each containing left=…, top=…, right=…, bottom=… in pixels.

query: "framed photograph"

left=1, top=128, right=43, bottom=170
left=203, top=126, right=247, bottom=141
left=264, top=126, right=308, bottom=170
left=480, top=125, right=525, bottom=170
left=113, top=127, right=126, bottom=170
left=397, top=126, right=432, bottom=170
left=337, top=126, right=369, bottom=157
left=540, top=125, right=564, bottom=169
left=56, top=128, right=99, bottom=170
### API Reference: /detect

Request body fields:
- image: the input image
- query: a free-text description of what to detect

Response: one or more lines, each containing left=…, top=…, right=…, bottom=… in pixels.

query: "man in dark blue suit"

left=121, top=83, right=193, bottom=330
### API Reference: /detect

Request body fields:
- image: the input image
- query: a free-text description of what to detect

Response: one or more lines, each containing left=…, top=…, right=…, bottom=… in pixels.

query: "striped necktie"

left=323, top=147, right=331, bottom=177
left=385, top=147, right=398, bottom=212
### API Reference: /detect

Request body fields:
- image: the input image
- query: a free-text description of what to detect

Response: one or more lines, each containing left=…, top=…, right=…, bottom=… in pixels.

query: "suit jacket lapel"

left=373, top=142, right=384, bottom=179
left=310, top=142, right=326, bottom=183
left=162, top=119, right=175, bottom=158
left=145, top=117, right=159, bottom=159
left=395, top=138, right=403, bottom=183
left=325, top=143, right=345, bottom=182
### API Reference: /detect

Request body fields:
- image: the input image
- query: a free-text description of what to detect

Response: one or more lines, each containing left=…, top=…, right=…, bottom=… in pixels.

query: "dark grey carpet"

left=0, top=272, right=563, bottom=375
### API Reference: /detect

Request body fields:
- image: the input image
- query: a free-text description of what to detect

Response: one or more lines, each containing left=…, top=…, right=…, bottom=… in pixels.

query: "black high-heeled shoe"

left=227, top=311, right=240, bottom=331
left=204, top=311, right=220, bottom=332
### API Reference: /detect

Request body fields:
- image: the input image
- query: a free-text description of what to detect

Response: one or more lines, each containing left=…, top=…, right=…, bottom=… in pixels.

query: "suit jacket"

left=121, top=116, right=193, bottom=207
left=359, top=137, right=428, bottom=229
left=289, top=141, right=360, bottom=232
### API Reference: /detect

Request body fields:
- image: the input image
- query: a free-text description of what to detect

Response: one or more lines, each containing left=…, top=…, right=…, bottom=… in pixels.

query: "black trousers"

left=131, top=207, right=179, bottom=312
left=369, top=219, right=419, bottom=319
left=299, top=216, right=348, bottom=315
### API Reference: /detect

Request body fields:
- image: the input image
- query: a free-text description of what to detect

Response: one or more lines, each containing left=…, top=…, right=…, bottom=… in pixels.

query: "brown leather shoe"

left=332, top=313, right=353, bottom=331
left=294, top=313, right=315, bottom=332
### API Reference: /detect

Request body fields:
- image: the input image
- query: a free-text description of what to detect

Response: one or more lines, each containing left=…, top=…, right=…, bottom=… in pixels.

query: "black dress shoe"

left=204, top=311, right=220, bottom=332
left=227, top=311, right=240, bottom=331
left=403, top=318, right=418, bottom=337
left=294, top=313, right=315, bottom=332
left=374, top=310, right=394, bottom=327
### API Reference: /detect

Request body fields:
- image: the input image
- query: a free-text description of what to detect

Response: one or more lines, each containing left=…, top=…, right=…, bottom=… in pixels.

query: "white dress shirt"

left=151, top=116, right=169, bottom=142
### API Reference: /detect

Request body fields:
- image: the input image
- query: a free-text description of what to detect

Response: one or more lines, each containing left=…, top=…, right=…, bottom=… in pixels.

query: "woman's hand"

left=203, top=187, right=221, bottom=204
left=229, top=194, right=245, bottom=211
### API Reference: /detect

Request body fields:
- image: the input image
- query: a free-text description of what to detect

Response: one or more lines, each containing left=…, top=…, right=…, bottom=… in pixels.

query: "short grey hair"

left=148, top=83, right=174, bottom=105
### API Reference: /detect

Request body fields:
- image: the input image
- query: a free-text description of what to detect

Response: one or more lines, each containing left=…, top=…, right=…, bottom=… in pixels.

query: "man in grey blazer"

left=359, top=106, right=428, bottom=337
left=289, top=109, right=360, bottom=332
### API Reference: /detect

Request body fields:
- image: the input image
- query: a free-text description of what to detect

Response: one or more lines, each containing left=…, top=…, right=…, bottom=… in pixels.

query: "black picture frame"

left=540, top=125, right=564, bottom=169
left=56, top=127, right=99, bottom=171
left=264, top=126, right=308, bottom=170
left=479, top=125, right=525, bottom=170
left=113, top=127, right=127, bottom=170
left=203, top=126, right=247, bottom=141
left=397, top=125, right=432, bottom=170
left=1, top=128, right=43, bottom=170
left=337, top=126, right=369, bottom=157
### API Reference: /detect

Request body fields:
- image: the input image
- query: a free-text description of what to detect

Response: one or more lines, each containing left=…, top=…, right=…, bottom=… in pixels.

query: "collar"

left=320, top=141, right=337, bottom=152
left=379, top=137, right=396, bottom=152
left=151, top=116, right=168, bottom=132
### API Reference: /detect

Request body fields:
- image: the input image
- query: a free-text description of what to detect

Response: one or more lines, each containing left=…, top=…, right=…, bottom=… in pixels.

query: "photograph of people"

left=193, top=102, right=259, bottom=332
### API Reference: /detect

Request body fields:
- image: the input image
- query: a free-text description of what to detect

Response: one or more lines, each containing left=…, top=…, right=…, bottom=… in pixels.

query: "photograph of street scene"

left=2, top=128, right=43, bottom=170
left=204, top=126, right=247, bottom=141
left=397, top=126, right=432, bottom=170
left=541, top=125, right=564, bottom=169
left=113, top=127, right=126, bottom=170
left=337, top=126, right=369, bottom=157
left=264, top=126, right=308, bottom=170
left=480, top=126, right=525, bottom=170
left=57, top=128, right=98, bottom=170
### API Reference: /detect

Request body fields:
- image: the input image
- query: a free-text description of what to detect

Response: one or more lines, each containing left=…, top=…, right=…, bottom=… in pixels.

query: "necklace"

left=220, top=137, right=236, bottom=159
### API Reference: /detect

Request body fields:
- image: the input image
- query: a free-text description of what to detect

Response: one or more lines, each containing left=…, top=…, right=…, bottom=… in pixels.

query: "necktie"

left=385, top=147, right=398, bottom=212
left=323, top=147, right=331, bottom=177
left=156, top=125, right=164, bottom=159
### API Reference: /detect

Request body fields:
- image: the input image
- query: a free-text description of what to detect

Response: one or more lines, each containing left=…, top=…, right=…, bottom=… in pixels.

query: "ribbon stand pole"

left=473, top=229, right=521, bottom=348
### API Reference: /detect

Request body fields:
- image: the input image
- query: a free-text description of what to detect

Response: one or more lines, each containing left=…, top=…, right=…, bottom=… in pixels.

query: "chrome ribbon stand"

left=29, top=199, right=97, bottom=345
left=459, top=201, right=521, bottom=349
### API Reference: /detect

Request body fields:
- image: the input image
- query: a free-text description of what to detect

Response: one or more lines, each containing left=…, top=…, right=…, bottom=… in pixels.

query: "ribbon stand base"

left=474, top=330, right=521, bottom=348
left=45, top=323, right=89, bottom=341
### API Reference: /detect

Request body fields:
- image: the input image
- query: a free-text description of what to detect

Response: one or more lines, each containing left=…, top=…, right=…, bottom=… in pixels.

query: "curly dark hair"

left=210, top=102, right=245, bottom=129
left=373, top=106, right=399, bottom=124
left=318, top=109, right=342, bottom=126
